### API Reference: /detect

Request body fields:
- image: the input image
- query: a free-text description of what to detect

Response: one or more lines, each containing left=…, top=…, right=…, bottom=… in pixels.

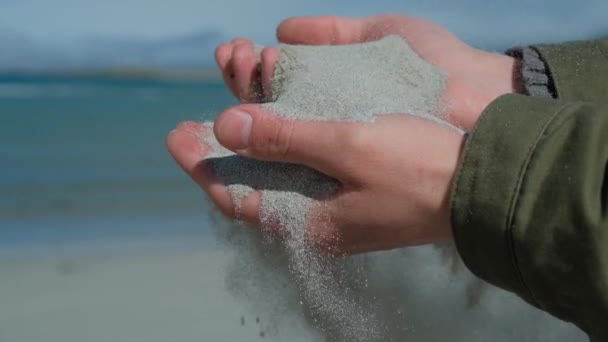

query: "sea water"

left=0, top=74, right=232, bottom=251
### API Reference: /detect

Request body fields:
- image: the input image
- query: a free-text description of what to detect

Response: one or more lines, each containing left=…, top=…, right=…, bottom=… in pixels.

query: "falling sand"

left=202, top=36, right=460, bottom=341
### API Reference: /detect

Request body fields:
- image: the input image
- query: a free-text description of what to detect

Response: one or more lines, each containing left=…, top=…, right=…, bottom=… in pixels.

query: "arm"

left=170, top=15, right=608, bottom=337
left=451, top=38, right=608, bottom=340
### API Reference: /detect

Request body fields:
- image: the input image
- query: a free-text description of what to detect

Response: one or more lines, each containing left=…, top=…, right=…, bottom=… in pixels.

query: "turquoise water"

left=0, top=74, right=235, bottom=253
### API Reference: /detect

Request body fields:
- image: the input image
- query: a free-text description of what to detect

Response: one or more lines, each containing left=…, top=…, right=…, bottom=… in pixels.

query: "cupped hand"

left=215, top=15, right=521, bottom=130
left=168, top=15, right=520, bottom=254
left=168, top=107, right=465, bottom=255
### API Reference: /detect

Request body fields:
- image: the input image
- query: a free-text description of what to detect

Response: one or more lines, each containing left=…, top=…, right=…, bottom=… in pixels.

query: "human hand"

left=215, top=15, right=521, bottom=130
left=167, top=15, right=520, bottom=254
left=168, top=110, right=464, bottom=254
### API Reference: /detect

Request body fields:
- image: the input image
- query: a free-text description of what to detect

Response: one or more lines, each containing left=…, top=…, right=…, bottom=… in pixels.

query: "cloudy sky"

left=1, top=0, right=607, bottom=69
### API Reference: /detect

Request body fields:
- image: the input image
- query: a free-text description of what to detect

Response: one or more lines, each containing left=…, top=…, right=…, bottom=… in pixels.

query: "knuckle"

left=266, top=119, right=295, bottom=160
left=339, top=126, right=371, bottom=157
left=251, top=116, right=296, bottom=161
left=332, top=127, right=373, bottom=183
left=231, top=37, right=250, bottom=45
left=306, top=215, right=345, bottom=256
left=319, top=235, right=347, bottom=256
left=327, top=15, right=342, bottom=43
left=232, top=44, right=250, bottom=62
left=308, top=228, right=342, bottom=255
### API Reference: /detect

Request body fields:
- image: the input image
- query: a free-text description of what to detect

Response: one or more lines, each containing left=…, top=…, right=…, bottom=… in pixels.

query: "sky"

left=1, top=0, right=607, bottom=69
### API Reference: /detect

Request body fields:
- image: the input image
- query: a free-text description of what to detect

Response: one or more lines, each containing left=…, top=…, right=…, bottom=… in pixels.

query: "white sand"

left=204, top=36, right=452, bottom=340
left=265, top=35, right=447, bottom=123
left=199, top=36, right=582, bottom=341
left=0, top=240, right=585, bottom=342
left=0, top=242, right=319, bottom=342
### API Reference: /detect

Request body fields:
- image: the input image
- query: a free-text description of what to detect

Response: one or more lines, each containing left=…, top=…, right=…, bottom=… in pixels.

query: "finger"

left=167, top=121, right=292, bottom=232
left=166, top=122, right=238, bottom=217
left=230, top=37, right=250, bottom=46
left=260, top=47, right=279, bottom=101
left=215, top=43, right=232, bottom=71
left=304, top=204, right=346, bottom=255
left=213, top=104, right=352, bottom=179
left=229, top=191, right=284, bottom=237
left=276, top=16, right=368, bottom=45
left=232, top=189, right=262, bottom=225
left=232, top=41, right=261, bottom=102
left=166, top=121, right=209, bottom=172
left=214, top=43, right=239, bottom=98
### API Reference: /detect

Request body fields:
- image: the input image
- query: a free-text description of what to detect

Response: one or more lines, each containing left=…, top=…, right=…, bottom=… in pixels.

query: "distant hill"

left=0, top=29, right=225, bottom=72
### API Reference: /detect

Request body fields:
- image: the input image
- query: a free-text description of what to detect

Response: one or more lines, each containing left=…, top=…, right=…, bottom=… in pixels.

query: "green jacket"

left=451, top=38, right=608, bottom=341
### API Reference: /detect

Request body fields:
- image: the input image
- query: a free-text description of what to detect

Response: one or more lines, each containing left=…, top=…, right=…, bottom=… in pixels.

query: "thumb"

left=276, top=16, right=368, bottom=45
left=214, top=104, right=347, bottom=178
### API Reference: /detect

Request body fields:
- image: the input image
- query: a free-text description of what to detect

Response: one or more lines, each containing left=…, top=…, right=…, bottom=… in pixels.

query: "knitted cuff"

left=506, top=47, right=557, bottom=98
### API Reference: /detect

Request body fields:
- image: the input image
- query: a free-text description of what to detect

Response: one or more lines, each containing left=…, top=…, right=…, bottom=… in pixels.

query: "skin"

left=167, top=15, right=521, bottom=255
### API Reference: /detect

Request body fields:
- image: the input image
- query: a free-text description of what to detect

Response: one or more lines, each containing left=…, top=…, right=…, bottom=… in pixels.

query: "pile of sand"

left=202, top=35, right=452, bottom=341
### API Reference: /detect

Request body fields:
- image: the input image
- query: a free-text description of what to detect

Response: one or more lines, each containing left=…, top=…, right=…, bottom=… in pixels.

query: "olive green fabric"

left=535, top=38, right=608, bottom=101
left=451, top=38, right=608, bottom=341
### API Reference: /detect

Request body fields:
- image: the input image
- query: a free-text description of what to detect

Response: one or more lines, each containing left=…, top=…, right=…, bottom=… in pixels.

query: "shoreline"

left=0, top=68, right=223, bottom=82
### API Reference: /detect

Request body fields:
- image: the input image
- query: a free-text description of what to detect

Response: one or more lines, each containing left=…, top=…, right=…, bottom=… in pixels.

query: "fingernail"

left=220, top=110, right=252, bottom=150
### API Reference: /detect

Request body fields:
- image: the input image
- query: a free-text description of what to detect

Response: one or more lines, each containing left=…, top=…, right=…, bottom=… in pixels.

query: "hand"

left=214, top=15, right=521, bottom=130
left=168, top=110, right=464, bottom=254
left=168, top=15, right=520, bottom=254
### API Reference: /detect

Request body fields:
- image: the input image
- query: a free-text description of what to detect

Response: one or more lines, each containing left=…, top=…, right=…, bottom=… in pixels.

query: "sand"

left=202, top=35, right=451, bottom=341
left=0, top=242, right=321, bottom=342
left=265, top=35, right=447, bottom=123
left=0, top=240, right=585, bottom=342
left=201, top=36, right=466, bottom=341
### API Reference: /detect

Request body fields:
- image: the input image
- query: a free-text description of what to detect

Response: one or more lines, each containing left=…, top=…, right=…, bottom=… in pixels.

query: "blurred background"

left=0, top=1, right=606, bottom=341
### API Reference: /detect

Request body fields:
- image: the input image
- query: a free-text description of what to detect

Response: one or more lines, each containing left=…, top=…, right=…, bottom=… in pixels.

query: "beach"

left=0, top=74, right=587, bottom=341
left=0, top=239, right=323, bottom=342
left=0, top=236, right=587, bottom=342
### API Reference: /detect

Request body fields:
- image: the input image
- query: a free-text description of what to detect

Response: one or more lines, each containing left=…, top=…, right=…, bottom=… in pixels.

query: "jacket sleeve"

left=534, top=38, right=608, bottom=101
left=450, top=37, right=608, bottom=340
left=451, top=94, right=608, bottom=341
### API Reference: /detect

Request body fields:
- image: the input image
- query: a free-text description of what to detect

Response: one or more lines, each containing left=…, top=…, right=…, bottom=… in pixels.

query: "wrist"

left=451, top=52, right=523, bottom=131
left=476, top=51, right=524, bottom=96
left=424, top=125, right=467, bottom=245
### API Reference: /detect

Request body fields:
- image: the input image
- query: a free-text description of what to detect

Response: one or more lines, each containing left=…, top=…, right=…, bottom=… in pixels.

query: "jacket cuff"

left=450, top=94, right=568, bottom=307
left=534, top=39, right=608, bottom=101
left=506, top=47, right=556, bottom=98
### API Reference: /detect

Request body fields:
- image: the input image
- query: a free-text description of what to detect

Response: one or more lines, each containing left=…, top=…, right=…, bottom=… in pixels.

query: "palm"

left=217, top=15, right=515, bottom=130
left=279, top=15, right=514, bottom=130
left=372, top=17, right=488, bottom=84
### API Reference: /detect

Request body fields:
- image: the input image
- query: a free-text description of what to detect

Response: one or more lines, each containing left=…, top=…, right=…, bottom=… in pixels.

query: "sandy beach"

left=0, top=237, right=586, bottom=342
left=0, top=240, right=320, bottom=342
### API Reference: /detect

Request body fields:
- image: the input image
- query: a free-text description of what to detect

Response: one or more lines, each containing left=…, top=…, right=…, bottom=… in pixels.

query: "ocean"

left=0, top=74, right=587, bottom=342
left=0, top=74, right=234, bottom=252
